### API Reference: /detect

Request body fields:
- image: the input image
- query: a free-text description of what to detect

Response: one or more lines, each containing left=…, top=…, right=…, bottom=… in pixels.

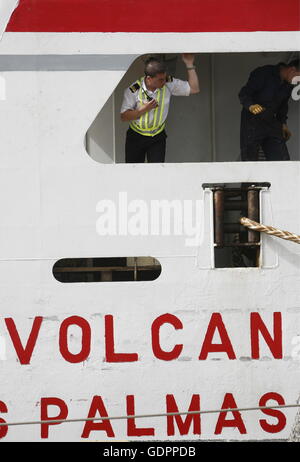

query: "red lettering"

left=0, top=401, right=8, bottom=439
left=259, top=392, right=286, bottom=433
left=105, top=315, right=138, bottom=362
left=214, top=393, right=247, bottom=434
left=166, top=394, right=201, bottom=436
left=81, top=396, right=115, bottom=438
left=126, top=395, right=155, bottom=436
left=40, top=397, right=68, bottom=438
left=251, top=313, right=282, bottom=359
left=59, top=316, right=91, bottom=363
left=5, top=317, right=43, bottom=365
left=199, top=313, right=236, bottom=360
left=152, top=314, right=183, bottom=361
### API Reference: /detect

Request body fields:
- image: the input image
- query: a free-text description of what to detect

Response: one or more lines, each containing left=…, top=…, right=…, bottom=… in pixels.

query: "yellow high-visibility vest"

left=130, top=78, right=166, bottom=137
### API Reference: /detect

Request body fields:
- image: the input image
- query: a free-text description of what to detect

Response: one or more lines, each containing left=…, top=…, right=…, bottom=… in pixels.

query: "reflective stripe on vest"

left=130, top=78, right=166, bottom=137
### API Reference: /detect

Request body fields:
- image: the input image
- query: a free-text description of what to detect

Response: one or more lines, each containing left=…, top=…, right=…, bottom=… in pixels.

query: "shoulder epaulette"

left=129, top=82, right=140, bottom=93
left=167, top=75, right=173, bottom=82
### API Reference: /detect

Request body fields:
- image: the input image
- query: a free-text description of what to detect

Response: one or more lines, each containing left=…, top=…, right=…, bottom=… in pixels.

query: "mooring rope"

left=0, top=404, right=299, bottom=427
left=289, top=398, right=300, bottom=442
left=240, top=217, right=300, bottom=244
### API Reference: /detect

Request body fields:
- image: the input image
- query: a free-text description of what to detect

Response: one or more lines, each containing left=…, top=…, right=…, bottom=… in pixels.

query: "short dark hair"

left=287, top=59, right=300, bottom=70
left=144, top=57, right=166, bottom=77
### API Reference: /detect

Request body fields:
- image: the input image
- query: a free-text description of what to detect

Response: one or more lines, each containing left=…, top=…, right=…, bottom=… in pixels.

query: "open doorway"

left=86, top=51, right=300, bottom=163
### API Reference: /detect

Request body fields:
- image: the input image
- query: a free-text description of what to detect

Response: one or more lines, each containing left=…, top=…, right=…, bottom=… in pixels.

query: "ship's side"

left=0, top=0, right=299, bottom=441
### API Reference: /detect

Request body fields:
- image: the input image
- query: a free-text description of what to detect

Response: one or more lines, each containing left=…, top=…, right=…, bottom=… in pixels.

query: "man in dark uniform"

left=239, top=59, right=300, bottom=161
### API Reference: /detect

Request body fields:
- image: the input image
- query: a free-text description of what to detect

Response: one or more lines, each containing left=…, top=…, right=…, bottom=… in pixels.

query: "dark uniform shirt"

left=239, top=63, right=293, bottom=124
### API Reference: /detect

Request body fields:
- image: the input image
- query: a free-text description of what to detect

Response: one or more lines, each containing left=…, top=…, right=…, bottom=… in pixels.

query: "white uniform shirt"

left=120, top=77, right=190, bottom=128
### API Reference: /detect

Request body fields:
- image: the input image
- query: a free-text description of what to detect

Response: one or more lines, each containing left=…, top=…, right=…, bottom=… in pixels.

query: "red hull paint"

left=6, top=0, right=300, bottom=33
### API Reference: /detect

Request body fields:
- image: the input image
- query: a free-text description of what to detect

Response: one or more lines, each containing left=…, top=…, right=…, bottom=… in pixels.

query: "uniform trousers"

left=240, top=111, right=290, bottom=161
left=125, top=128, right=167, bottom=163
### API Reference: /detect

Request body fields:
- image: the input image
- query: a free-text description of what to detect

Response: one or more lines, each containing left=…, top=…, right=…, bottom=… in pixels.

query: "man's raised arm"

left=182, top=53, right=200, bottom=94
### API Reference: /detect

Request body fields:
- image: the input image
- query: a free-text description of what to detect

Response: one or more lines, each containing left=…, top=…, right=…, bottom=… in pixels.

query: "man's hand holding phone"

left=140, top=98, right=159, bottom=115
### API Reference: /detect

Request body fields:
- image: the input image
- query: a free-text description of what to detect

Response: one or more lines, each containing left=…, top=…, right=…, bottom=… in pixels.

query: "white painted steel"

left=0, top=0, right=19, bottom=40
left=0, top=31, right=299, bottom=442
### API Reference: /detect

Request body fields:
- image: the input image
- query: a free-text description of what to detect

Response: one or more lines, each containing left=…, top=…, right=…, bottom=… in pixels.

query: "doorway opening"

left=86, top=51, right=300, bottom=163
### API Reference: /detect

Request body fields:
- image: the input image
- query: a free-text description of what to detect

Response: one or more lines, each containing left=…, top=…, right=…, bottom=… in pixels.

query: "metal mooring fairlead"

left=211, top=183, right=263, bottom=248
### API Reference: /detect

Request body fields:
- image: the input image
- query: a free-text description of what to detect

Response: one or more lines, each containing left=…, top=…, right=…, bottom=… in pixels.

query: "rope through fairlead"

left=240, top=217, right=300, bottom=244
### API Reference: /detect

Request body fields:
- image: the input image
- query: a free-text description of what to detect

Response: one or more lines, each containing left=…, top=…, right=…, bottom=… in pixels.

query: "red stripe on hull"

left=6, top=0, right=300, bottom=33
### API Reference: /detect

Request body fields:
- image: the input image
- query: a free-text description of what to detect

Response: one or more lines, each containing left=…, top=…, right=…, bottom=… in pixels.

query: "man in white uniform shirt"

left=120, top=54, right=200, bottom=162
